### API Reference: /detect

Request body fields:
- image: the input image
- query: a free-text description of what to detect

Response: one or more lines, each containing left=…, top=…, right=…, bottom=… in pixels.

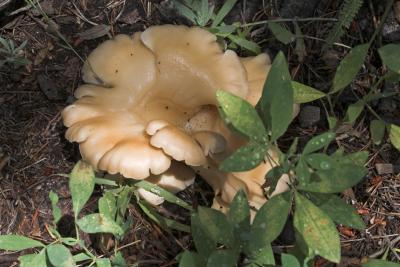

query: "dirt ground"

left=1, top=0, right=400, bottom=266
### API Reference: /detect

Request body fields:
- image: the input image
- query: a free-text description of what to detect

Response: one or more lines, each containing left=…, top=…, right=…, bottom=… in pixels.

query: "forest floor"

left=0, top=0, right=400, bottom=266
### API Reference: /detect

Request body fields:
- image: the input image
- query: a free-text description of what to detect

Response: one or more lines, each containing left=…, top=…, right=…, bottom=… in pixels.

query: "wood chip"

left=375, top=163, right=394, bottom=174
left=77, top=24, right=111, bottom=40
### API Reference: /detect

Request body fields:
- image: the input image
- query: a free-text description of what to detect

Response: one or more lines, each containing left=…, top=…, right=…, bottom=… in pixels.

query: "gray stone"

left=375, top=163, right=394, bottom=175
left=382, top=10, right=400, bottom=42
left=299, top=105, right=320, bottom=127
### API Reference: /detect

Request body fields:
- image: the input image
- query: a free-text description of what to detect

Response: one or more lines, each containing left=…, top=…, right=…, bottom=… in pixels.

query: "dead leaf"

left=77, top=24, right=111, bottom=40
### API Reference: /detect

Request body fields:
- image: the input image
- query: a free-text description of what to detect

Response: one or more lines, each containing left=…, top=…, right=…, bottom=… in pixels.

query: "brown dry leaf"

left=338, top=225, right=356, bottom=237
left=357, top=209, right=370, bottom=215
left=370, top=175, right=383, bottom=186
left=77, top=24, right=111, bottom=40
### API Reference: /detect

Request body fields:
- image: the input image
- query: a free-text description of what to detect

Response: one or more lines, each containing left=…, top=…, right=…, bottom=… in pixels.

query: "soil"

left=0, top=0, right=400, bottom=266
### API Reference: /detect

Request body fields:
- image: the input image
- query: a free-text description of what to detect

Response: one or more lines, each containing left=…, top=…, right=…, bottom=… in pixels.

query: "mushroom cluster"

left=62, top=25, right=288, bottom=215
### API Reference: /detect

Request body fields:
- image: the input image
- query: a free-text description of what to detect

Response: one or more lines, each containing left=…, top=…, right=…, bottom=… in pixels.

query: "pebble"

left=299, top=105, right=321, bottom=127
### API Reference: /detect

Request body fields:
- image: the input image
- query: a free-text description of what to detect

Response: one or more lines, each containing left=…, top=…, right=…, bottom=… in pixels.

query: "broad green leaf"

left=135, top=180, right=192, bottom=210
left=228, top=190, right=250, bottom=245
left=250, top=192, right=292, bottom=251
left=219, top=141, right=268, bottom=172
left=207, top=249, right=239, bottom=267
left=294, top=192, right=340, bottom=263
left=212, top=0, right=238, bottom=27
left=310, top=193, right=365, bottom=230
left=216, top=90, right=266, bottom=141
left=302, top=132, right=335, bottom=154
left=111, top=251, right=128, bottom=267
left=115, top=186, right=132, bottom=225
left=96, top=258, right=112, bottom=267
left=299, top=164, right=367, bottom=193
left=258, top=52, right=294, bottom=141
left=281, top=253, right=301, bottom=267
left=198, top=207, right=234, bottom=247
left=247, top=245, right=275, bottom=266
left=99, top=191, right=117, bottom=220
left=332, top=43, right=369, bottom=93
left=179, top=251, right=203, bottom=267
left=77, top=213, right=124, bottom=236
left=295, top=157, right=311, bottom=186
left=138, top=202, right=190, bottom=233
left=227, top=34, right=261, bottom=54
left=173, top=1, right=197, bottom=24
left=370, top=120, right=386, bottom=145
left=0, top=235, right=44, bottom=251
left=72, top=252, right=92, bottom=262
left=49, top=191, right=62, bottom=225
left=363, top=259, right=400, bottom=267
left=268, top=22, right=295, bottom=44
left=305, top=153, right=336, bottom=172
left=47, top=244, right=75, bottom=267
left=60, top=237, right=80, bottom=246
left=378, top=44, right=400, bottom=73
left=389, top=124, right=400, bottom=151
left=291, top=82, right=325, bottom=104
left=69, top=161, right=95, bottom=218
left=191, top=212, right=216, bottom=258
left=336, top=151, right=368, bottom=166
left=19, top=249, right=47, bottom=267
left=209, top=25, right=236, bottom=37
left=346, top=100, right=364, bottom=123
left=265, top=166, right=285, bottom=194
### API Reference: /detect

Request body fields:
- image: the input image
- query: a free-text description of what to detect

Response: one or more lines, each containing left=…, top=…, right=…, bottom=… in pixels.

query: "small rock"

left=375, top=163, right=394, bottom=174
left=382, top=10, right=400, bottom=42
left=37, top=74, right=65, bottom=101
left=299, top=105, right=320, bottom=127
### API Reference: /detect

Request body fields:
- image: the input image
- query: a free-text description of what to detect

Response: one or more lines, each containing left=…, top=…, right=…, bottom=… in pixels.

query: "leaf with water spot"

left=19, top=249, right=47, bottom=267
left=69, top=161, right=95, bottom=218
left=46, top=244, right=75, bottom=267
left=249, top=192, right=292, bottom=252
left=308, top=193, right=365, bottom=230
left=295, top=157, right=311, bottom=186
left=191, top=212, right=216, bottom=258
left=305, top=153, right=334, bottom=171
left=294, top=192, right=340, bottom=263
left=247, top=244, right=275, bottom=266
left=217, top=90, right=266, bottom=142
left=99, top=191, right=117, bottom=220
left=0, top=235, right=45, bottom=251
left=299, top=163, right=367, bottom=193
left=292, top=82, right=326, bottom=104
left=219, top=141, right=268, bottom=172
left=228, top=190, right=250, bottom=246
left=258, top=52, right=294, bottom=141
left=77, top=213, right=124, bottom=236
left=332, top=43, right=369, bottom=93
left=302, top=132, right=335, bottom=155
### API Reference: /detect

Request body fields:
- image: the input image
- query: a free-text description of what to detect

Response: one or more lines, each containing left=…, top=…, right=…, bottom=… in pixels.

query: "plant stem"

left=368, top=0, right=395, bottom=45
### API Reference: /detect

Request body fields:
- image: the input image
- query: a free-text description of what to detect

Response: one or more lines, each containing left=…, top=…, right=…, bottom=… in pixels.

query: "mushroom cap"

left=62, top=25, right=249, bottom=180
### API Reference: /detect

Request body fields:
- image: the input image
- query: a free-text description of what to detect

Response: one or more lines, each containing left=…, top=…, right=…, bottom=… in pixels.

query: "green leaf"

left=250, top=192, right=292, bottom=250
left=292, top=82, right=325, bottom=104
left=227, top=34, right=261, bottom=54
left=115, top=186, right=132, bottom=225
left=336, top=151, right=368, bottom=166
left=309, top=193, right=365, bottom=230
left=173, top=1, right=197, bottom=24
left=327, top=116, right=338, bottom=130
left=212, top=0, right=238, bottom=27
left=294, top=22, right=306, bottom=62
left=363, top=259, right=400, bottom=267
left=111, top=251, right=127, bottom=267
left=228, top=190, right=251, bottom=245
left=0, top=235, right=44, bottom=251
left=19, top=249, right=47, bottom=267
left=332, top=43, right=369, bottom=93
left=216, top=90, right=266, bottom=141
left=265, top=166, right=285, bottom=194
left=378, top=44, right=400, bottom=74
left=294, top=192, right=340, bottom=263
left=69, top=161, right=95, bottom=218
left=99, top=191, right=117, bottom=220
left=47, top=244, right=75, bottom=267
left=191, top=212, right=216, bottom=258
left=72, top=252, right=92, bottom=262
left=49, top=191, right=62, bottom=225
left=219, top=141, right=268, bottom=172
left=247, top=245, right=275, bottom=266
left=135, top=180, right=192, bottom=211
left=299, top=164, right=367, bottom=193
left=138, top=202, right=190, bottom=233
left=77, top=213, right=124, bottom=236
left=198, top=207, right=235, bottom=247
left=389, top=124, right=400, bottom=151
left=179, top=251, right=203, bottom=267
left=268, top=22, right=295, bottom=44
left=207, top=249, right=239, bottom=267
left=302, top=132, right=335, bottom=154
left=281, top=253, right=301, bottom=267
left=96, top=258, right=112, bottom=267
left=346, top=100, right=364, bottom=123
left=370, top=120, right=386, bottom=145
left=258, top=52, right=294, bottom=141
left=295, top=157, right=311, bottom=186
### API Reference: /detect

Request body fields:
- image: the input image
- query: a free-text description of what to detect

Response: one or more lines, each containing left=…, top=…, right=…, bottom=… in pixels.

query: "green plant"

left=173, top=0, right=261, bottom=54
left=0, top=36, right=30, bottom=69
